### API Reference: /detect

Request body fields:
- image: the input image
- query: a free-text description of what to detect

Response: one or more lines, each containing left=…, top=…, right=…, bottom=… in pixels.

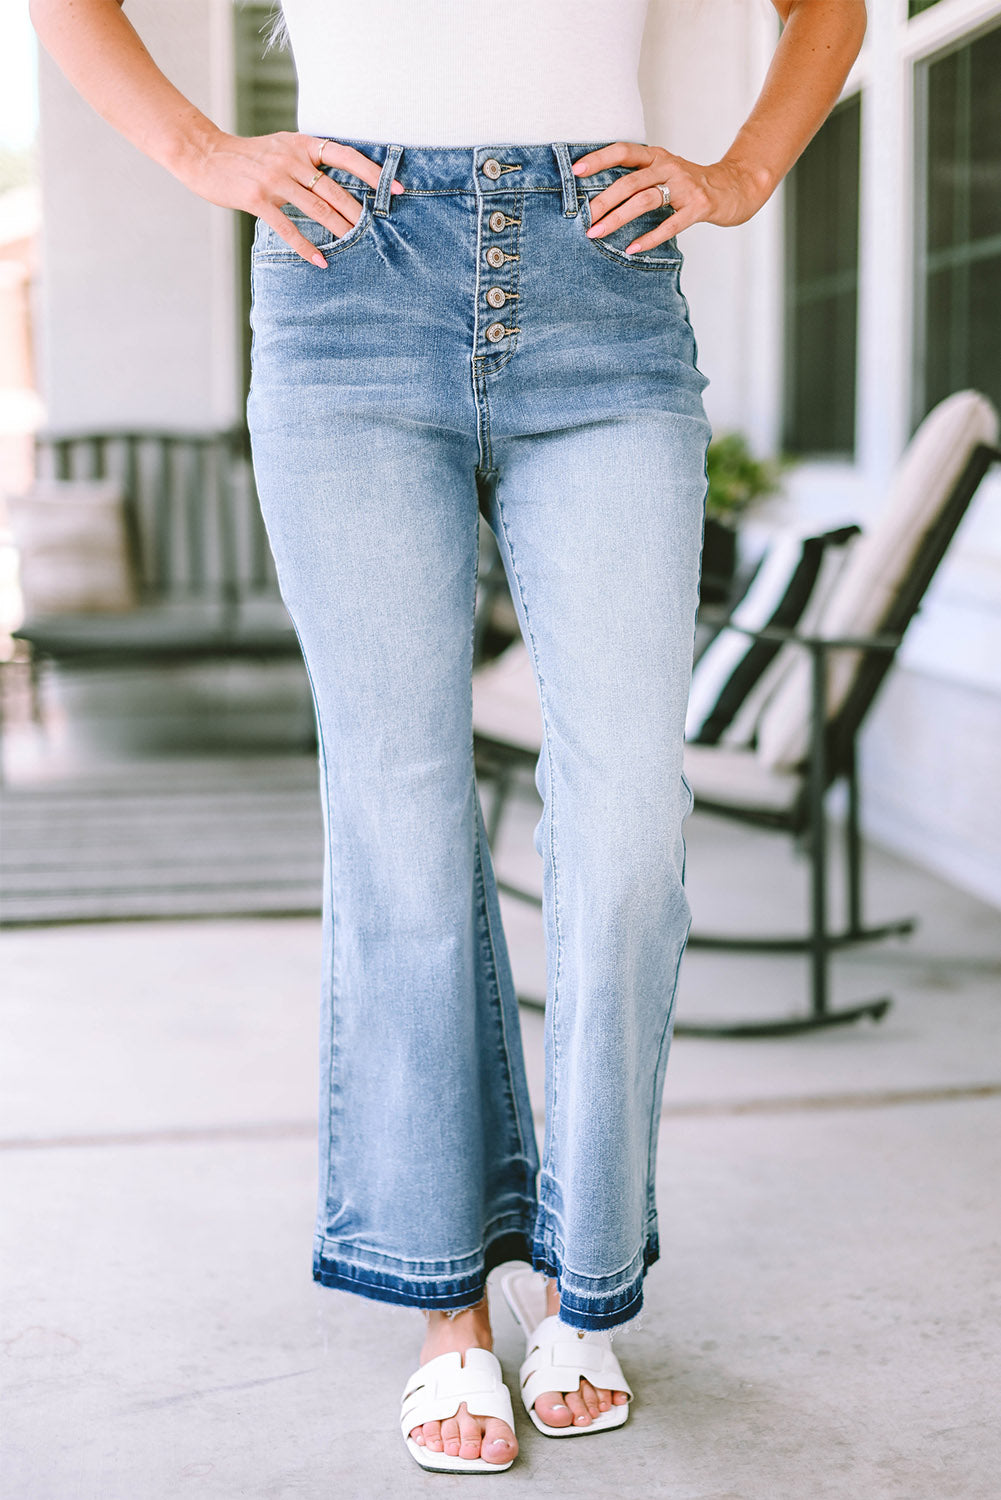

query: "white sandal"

left=400, top=1346, right=516, bottom=1473
left=500, top=1267, right=633, bottom=1437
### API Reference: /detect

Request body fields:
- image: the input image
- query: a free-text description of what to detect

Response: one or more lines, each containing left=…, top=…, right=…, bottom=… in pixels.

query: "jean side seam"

left=468, top=523, right=531, bottom=1174
left=295, top=639, right=342, bottom=1236
left=491, top=483, right=564, bottom=1178
left=644, top=904, right=691, bottom=1224
left=472, top=810, right=530, bottom=1170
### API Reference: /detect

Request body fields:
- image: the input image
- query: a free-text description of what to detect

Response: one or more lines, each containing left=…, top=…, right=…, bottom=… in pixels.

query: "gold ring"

left=307, top=168, right=323, bottom=190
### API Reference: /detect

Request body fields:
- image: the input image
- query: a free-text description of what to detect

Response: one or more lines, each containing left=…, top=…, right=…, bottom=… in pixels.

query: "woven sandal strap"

left=400, top=1349, right=514, bottom=1436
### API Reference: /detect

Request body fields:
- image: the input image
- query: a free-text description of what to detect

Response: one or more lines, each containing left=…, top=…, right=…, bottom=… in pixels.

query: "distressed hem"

left=312, top=1226, right=535, bottom=1311
left=530, top=1227, right=661, bottom=1332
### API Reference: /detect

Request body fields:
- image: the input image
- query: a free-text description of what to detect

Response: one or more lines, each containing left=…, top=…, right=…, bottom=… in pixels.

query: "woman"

left=32, top=0, right=866, bottom=1474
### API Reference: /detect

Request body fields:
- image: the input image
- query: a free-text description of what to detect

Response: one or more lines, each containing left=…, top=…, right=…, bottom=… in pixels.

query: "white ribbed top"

left=280, top=0, right=651, bottom=147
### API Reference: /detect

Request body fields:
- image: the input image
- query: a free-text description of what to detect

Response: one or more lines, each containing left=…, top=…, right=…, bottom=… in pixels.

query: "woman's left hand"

left=573, top=141, right=772, bottom=255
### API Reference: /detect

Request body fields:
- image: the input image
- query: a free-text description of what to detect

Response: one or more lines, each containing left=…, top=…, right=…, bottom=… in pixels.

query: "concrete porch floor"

left=2, top=789, right=999, bottom=1499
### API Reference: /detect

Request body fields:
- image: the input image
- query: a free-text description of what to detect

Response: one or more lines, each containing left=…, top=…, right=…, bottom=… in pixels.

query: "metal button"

left=486, top=286, right=507, bottom=309
left=482, top=158, right=502, bottom=180
left=486, top=246, right=506, bottom=269
left=488, top=210, right=507, bottom=233
left=485, top=322, right=508, bottom=343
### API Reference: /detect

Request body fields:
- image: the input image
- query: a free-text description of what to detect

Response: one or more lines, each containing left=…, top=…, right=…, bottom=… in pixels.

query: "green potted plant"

left=702, top=433, right=786, bottom=603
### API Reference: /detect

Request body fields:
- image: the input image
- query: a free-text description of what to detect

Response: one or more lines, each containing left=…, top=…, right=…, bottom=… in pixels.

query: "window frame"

left=910, top=13, right=1001, bottom=430
left=781, top=91, right=863, bottom=460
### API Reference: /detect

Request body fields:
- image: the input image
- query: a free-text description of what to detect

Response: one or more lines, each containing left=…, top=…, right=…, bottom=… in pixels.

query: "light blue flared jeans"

left=246, top=139, right=710, bottom=1330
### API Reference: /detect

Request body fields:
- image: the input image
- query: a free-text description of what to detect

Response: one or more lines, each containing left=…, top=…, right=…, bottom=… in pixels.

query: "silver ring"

left=657, top=181, right=672, bottom=209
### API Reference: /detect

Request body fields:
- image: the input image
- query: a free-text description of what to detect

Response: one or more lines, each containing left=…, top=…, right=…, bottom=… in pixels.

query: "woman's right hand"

left=174, top=130, right=404, bottom=267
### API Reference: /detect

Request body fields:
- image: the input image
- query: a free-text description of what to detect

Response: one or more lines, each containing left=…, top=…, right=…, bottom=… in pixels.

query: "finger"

left=624, top=207, right=699, bottom=252
left=571, top=140, right=652, bottom=178
left=285, top=182, right=359, bottom=237
left=257, top=206, right=330, bottom=267
left=586, top=182, right=671, bottom=237
left=586, top=162, right=682, bottom=224
left=314, top=178, right=366, bottom=225
left=310, top=137, right=404, bottom=196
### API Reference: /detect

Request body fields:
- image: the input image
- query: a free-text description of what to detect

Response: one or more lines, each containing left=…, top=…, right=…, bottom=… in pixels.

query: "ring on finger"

left=306, top=168, right=324, bottom=191
left=657, top=181, right=672, bottom=208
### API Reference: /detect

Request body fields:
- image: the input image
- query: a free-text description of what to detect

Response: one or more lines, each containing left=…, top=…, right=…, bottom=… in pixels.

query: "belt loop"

left=552, top=142, right=579, bottom=218
left=373, top=144, right=404, bottom=217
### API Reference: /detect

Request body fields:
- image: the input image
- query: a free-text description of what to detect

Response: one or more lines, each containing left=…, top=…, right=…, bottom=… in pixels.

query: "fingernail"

left=311, top=253, right=327, bottom=268
left=572, top=163, right=586, bottom=173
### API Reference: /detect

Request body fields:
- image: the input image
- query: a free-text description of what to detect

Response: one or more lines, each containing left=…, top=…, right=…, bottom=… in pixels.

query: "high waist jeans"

left=246, top=139, right=710, bottom=1331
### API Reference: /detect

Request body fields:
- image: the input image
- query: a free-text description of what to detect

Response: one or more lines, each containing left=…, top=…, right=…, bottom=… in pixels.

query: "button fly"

left=481, top=158, right=502, bottom=180
left=486, top=246, right=506, bottom=269
left=485, top=322, right=508, bottom=343
left=488, top=210, right=506, bottom=233
left=486, top=286, right=507, bottom=309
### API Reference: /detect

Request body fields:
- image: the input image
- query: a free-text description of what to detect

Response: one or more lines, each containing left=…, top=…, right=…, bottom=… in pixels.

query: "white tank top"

left=280, top=0, right=651, bottom=147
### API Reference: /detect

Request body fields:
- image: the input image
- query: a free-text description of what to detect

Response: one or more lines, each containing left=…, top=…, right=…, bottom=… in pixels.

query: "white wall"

left=639, top=0, right=783, bottom=454
left=34, top=0, right=239, bottom=431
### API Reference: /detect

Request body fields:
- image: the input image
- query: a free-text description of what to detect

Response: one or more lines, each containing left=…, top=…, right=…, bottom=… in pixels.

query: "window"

left=233, top=3, right=298, bottom=403
left=914, top=21, right=1001, bottom=426
left=783, top=94, right=862, bottom=457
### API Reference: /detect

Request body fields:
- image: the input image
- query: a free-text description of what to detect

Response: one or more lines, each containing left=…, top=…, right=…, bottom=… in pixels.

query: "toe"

left=613, top=1389, right=629, bottom=1405
left=481, top=1416, right=517, bottom=1465
left=441, top=1415, right=461, bottom=1457
left=424, top=1418, right=443, bottom=1451
left=457, top=1404, right=483, bottom=1461
left=594, top=1384, right=612, bottom=1412
left=533, top=1390, right=574, bottom=1428
left=410, top=1426, right=425, bottom=1445
left=565, top=1389, right=592, bottom=1426
left=579, top=1378, right=602, bottom=1420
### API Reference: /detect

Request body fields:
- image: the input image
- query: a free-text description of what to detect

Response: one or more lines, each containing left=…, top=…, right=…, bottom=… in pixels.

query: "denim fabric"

left=246, top=139, right=710, bottom=1331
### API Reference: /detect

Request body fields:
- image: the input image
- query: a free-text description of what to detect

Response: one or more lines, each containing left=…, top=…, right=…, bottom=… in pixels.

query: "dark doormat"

left=0, top=756, right=324, bottom=926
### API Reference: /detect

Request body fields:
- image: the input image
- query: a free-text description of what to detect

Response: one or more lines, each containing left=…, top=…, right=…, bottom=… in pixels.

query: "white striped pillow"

left=686, top=526, right=860, bottom=746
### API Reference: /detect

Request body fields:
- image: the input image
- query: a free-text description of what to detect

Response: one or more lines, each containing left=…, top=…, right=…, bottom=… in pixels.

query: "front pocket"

left=254, top=194, right=374, bottom=263
left=580, top=189, right=681, bottom=270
